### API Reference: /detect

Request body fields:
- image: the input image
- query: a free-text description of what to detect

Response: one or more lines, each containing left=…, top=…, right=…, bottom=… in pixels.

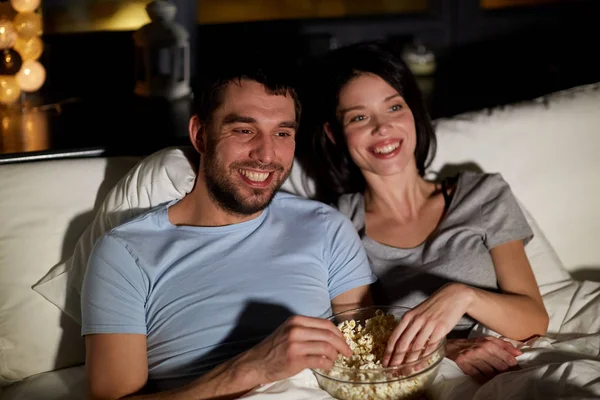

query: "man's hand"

left=446, top=336, right=522, bottom=383
left=240, top=315, right=352, bottom=384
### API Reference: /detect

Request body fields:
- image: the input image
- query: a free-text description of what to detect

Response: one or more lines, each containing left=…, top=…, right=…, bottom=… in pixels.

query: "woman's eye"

left=350, top=115, right=366, bottom=123
left=390, top=104, right=403, bottom=112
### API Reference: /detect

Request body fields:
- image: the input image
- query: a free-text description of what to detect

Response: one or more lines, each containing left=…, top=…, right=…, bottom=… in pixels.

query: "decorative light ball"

left=13, top=36, right=42, bottom=60
left=12, top=11, right=42, bottom=39
left=16, top=59, right=45, bottom=92
left=0, top=48, right=22, bottom=75
left=10, top=0, right=41, bottom=13
left=0, top=19, right=17, bottom=49
left=0, top=75, right=21, bottom=104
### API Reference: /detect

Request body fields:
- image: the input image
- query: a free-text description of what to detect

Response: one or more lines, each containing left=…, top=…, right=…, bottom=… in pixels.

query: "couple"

left=81, top=41, right=549, bottom=400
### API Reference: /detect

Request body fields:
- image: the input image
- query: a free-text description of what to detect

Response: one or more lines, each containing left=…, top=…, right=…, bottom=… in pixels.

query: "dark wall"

left=39, top=0, right=600, bottom=118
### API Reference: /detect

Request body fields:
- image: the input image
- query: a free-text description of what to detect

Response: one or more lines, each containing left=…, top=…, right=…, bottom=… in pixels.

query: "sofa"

left=1, top=81, right=599, bottom=400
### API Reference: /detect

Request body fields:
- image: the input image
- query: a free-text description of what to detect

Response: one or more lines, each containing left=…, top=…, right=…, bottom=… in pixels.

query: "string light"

left=9, top=0, right=41, bottom=14
left=0, top=75, right=21, bottom=104
left=0, top=19, right=17, bottom=49
left=16, top=59, right=44, bottom=92
left=0, top=0, right=44, bottom=106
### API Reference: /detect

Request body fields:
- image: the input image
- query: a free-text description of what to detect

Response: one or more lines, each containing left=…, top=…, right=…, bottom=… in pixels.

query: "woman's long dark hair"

left=297, top=40, right=437, bottom=204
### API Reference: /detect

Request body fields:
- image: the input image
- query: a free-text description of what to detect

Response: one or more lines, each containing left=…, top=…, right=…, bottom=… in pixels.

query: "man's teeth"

left=239, top=169, right=270, bottom=182
left=374, top=143, right=400, bottom=154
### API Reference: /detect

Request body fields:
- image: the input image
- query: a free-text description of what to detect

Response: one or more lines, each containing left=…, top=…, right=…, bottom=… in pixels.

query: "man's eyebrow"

left=280, top=121, right=298, bottom=130
left=222, top=114, right=257, bottom=125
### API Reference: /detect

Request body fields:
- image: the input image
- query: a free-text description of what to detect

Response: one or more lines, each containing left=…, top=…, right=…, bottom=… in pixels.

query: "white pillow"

left=33, top=147, right=198, bottom=325
left=517, top=201, right=573, bottom=288
left=0, top=156, right=138, bottom=384
left=430, top=82, right=600, bottom=275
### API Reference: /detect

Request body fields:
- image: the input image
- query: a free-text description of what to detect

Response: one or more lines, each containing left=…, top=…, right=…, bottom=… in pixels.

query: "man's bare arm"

left=86, top=316, right=352, bottom=400
left=331, top=284, right=373, bottom=315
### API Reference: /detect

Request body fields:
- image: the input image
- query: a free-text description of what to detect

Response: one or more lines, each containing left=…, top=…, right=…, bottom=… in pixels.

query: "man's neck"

left=168, top=178, right=263, bottom=227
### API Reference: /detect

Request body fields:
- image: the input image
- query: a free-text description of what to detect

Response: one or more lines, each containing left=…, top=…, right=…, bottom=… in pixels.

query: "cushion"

left=0, top=156, right=139, bottom=384
left=430, top=82, right=600, bottom=275
left=33, top=147, right=198, bottom=326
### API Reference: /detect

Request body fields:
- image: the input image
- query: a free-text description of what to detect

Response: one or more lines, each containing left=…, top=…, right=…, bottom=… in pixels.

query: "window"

left=43, top=0, right=151, bottom=33
left=481, top=0, right=568, bottom=9
left=197, top=0, right=429, bottom=24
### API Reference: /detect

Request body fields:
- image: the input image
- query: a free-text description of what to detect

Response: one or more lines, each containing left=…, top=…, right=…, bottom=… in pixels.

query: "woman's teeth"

left=239, top=169, right=270, bottom=182
left=373, top=142, right=400, bottom=154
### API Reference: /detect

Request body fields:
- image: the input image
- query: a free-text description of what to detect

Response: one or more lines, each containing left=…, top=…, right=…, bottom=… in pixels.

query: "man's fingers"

left=470, top=358, right=496, bottom=377
left=289, top=326, right=352, bottom=357
left=302, top=355, right=335, bottom=371
left=457, top=361, right=487, bottom=384
left=288, top=315, right=345, bottom=341
left=294, top=341, right=340, bottom=363
left=480, top=353, right=510, bottom=372
left=485, top=337, right=522, bottom=357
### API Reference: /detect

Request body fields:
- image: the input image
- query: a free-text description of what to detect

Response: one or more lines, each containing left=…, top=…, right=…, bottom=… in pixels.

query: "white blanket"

left=3, top=280, right=599, bottom=400
left=240, top=279, right=600, bottom=400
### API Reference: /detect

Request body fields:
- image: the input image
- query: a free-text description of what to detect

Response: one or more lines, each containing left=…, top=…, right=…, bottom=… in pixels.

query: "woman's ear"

left=189, top=115, right=206, bottom=155
left=324, top=122, right=336, bottom=145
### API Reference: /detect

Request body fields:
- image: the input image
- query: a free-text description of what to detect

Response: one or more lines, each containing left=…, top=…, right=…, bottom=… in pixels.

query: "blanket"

left=3, top=280, right=599, bottom=400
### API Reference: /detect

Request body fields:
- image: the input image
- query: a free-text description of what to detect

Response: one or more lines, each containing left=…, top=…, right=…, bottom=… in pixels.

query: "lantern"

left=133, top=0, right=191, bottom=101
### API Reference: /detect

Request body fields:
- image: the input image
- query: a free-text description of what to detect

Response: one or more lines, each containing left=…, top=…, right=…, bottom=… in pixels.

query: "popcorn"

left=314, top=309, right=442, bottom=400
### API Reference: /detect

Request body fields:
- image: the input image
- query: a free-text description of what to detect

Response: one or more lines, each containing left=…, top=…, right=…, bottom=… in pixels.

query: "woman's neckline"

left=360, top=173, right=463, bottom=251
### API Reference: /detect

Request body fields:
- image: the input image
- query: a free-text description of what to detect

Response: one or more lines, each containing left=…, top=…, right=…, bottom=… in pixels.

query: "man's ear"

left=324, top=122, right=336, bottom=145
left=189, top=115, right=207, bottom=154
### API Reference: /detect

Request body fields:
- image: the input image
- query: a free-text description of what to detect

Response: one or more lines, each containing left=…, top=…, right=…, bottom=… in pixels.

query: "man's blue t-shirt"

left=81, top=192, right=376, bottom=390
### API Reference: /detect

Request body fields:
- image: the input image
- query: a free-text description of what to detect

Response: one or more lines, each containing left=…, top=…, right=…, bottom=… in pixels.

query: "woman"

left=301, top=41, right=549, bottom=381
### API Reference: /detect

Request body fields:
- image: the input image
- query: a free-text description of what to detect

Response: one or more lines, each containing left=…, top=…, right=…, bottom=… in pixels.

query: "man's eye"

left=390, top=104, right=403, bottom=112
left=350, top=115, right=366, bottom=123
left=276, top=132, right=291, bottom=137
left=234, top=129, right=252, bottom=134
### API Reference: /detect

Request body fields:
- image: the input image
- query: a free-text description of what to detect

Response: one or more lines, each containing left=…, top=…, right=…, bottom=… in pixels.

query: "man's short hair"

left=193, top=62, right=302, bottom=126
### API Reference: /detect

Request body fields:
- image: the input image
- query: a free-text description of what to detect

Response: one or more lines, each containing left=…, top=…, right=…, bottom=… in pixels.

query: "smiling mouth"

left=373, top=142, right=400, bottom=154
left=238, top=169, right=271, bottom=182
left=368, top=140, right=403, bottom=158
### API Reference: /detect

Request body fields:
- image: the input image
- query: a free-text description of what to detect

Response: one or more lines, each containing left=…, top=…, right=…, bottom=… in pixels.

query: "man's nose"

left=249, top=132, right=275, bottom=164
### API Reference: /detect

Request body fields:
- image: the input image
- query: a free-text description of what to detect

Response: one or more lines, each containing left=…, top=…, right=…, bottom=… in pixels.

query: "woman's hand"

left=383, top=283, right=474, bottom=366
left=446, top=337, right=522, bottom=383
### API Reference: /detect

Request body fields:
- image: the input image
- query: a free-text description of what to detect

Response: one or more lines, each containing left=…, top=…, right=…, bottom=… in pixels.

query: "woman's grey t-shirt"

left=337, top=172, right=533, bottom=334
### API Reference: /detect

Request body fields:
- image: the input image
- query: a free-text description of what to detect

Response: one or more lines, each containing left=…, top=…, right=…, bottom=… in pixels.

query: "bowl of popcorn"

left=312, top=306, right=445, bottom=400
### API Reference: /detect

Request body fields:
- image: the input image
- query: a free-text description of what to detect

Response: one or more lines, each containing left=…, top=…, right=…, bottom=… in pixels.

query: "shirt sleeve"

left=81, top=233, right=148, bottom=336
left=481, top=174, right=534, bottom=249
left=323, top=208, right=377, bottom=299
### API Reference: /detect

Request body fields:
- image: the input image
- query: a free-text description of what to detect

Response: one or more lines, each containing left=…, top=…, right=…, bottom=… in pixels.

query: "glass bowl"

left=312, top=306, right=445, bottom=400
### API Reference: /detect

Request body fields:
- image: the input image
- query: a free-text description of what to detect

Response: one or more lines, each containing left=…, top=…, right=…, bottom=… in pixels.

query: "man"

left=81, top=64, right=376, bottom=400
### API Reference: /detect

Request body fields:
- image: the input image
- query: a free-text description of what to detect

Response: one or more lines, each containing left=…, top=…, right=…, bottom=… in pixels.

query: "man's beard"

left=203, top=152, right=291, bottom=216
